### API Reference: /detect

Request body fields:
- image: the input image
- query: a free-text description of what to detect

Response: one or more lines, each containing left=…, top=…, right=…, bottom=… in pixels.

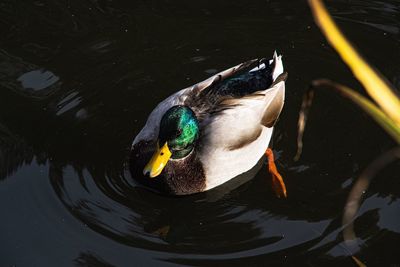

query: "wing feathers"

left=261, top=80, right=285, bottom=127
left=187, top=59, right=259, bottom=96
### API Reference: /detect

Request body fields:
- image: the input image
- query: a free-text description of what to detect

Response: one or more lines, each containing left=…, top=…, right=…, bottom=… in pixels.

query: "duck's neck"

left=163, top=148, right=206, bottom=195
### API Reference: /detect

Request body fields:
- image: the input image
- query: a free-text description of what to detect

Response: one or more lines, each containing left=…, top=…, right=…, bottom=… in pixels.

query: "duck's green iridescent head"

left=159, top=106, right=199, bottom=158
left=143, top=106, right=199, bottom=177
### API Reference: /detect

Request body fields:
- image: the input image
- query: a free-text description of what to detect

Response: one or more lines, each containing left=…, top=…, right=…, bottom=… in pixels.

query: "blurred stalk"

left=309, top=0, right=400, bottom=127
left=302, top=1, right=400, bottom=265
left=343, top=147, right=400, bottom=243
left=312, top=80, right=400, bottom=144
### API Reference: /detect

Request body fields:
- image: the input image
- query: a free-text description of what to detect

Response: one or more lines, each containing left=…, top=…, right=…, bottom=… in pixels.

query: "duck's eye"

left=177, top=129, right=182, bottom=136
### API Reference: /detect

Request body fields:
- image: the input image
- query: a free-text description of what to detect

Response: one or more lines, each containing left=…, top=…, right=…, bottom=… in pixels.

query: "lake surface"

left=0, top=0, right=399, bottom=266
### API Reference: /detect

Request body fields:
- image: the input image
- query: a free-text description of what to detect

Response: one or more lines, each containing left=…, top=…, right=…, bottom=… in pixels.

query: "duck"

left=130, top=51, right=287, bottom=196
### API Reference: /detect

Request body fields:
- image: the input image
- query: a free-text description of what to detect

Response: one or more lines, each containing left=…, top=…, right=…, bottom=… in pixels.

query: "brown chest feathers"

left=129, top=140, right=206, bottom=195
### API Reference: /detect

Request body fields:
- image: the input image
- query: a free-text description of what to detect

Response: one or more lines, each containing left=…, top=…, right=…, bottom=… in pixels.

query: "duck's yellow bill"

left=143, top=142, right=172, bottom=178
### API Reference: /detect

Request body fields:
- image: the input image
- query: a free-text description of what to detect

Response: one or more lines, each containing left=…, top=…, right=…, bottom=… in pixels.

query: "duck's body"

left=130, top=52, right=286, bottom=195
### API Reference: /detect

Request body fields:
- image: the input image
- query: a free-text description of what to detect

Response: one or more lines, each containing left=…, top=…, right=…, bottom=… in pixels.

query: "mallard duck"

left=130, top=51, right=287, bottom=196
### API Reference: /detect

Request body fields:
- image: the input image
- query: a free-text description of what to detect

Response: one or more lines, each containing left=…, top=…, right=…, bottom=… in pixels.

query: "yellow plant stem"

left=351, top=256, right=367, bottom=267
left=313, top=80, right=400, bottom=144
left=309, top=0, right=400, bottom=126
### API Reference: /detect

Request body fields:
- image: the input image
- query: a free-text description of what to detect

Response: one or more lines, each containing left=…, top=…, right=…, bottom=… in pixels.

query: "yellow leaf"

left=308, top=0, right=400, bottom=127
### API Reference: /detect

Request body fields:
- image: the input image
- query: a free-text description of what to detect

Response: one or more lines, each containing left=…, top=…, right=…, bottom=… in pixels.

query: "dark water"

left=1, top=0, right=399, bottom=266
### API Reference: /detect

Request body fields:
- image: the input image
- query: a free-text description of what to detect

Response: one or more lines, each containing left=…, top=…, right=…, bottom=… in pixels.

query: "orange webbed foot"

left=265, top=148, right=287, bottom=198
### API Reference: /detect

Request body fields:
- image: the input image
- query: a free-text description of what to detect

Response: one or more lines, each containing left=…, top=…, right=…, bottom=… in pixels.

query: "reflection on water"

left=332, top=1, right=400, bottom=34
left=0, top=0, right=399, bottom=266
left=18, top=69, right=60, bottom=91
left=50, top=160, right=337, bottom=257
left=0, top=50, right=61, bottom=98
left=75, top=252, right=116, bottom=267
